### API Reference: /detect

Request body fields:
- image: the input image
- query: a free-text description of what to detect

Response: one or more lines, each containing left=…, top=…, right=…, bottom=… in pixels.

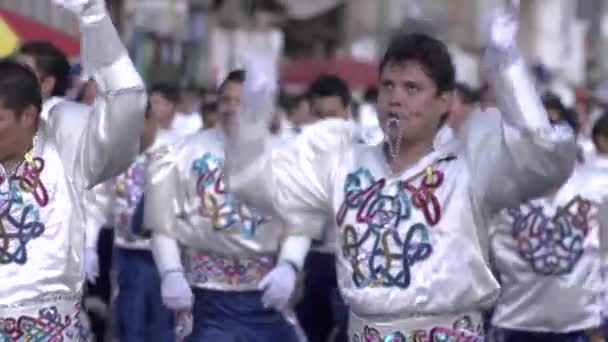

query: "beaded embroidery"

left=507, top=195, right=594, bottom=275
left=191, top=153, right=265, bottom=237
left=187, top=251, right=275, bottom=286
left=0, top=304, right=89, bottom=341
left=338, top=156, right=454, bottom=289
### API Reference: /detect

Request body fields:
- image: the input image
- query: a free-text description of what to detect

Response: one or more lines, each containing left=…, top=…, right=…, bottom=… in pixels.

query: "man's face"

left=377, top=61, right=451, bottom=144
left=289, top=100, right=315, bottom=126
left=219, top=81, right=243, bottom=127
left=310, top=96, right=350, bottom=120
left=15, top=54, right=54, bottom=100
left=149, top=92, right=176, bottom=126
left=0, top=100, right=36, bottom=162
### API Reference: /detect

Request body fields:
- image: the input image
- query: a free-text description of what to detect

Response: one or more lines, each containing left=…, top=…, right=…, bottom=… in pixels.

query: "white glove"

left=175, top=311, right=193, bottom=340
left=258, top=261, right=297, bottom=311
left=161, top=272, right=193, bottom=311
left=52, top=0, right=107, bottom=24
left=482, top=1, right=521, bottom=79
left=84, top=247, right=99, bottom=284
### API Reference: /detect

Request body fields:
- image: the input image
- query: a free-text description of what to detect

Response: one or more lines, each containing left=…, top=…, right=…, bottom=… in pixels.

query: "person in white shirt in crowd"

left=148, top=83, right=184, bottom=145
left=200, top=101, right=221, bottom=131
left=294, top=74, right=352, bottom=342
left=144, top=69, right=309, bottom=341
left=358, top=86, right=385, bottom=146
left=223, top=4, right=576, bottom=340
left=0, top=0, right=146, bottom=340
left=16, top=41, right=72, bottom=120
left=282, top=94, right=314, bottom=137
left=85, top=102, right=178, bottom=342
left=173, top=85, right=203, bottom=135
left=488, top=95, right=608, bottom=342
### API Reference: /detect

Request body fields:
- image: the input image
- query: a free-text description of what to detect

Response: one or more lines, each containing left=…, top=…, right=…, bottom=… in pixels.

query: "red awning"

left=281, top=56, right=378, bottom=90
left=0, top=8, right=80, bottom=58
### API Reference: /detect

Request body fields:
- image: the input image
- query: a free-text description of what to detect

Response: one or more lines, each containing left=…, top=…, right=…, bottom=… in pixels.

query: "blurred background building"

left=1, top=0, right=608, bottom=99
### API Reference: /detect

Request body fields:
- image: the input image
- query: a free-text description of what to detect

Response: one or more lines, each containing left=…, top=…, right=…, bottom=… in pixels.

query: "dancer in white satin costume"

left=0, top=0, right=145, bottom=340
left=224, top=6, right=577, bottom=341
left=144, top=70, right=307, bottom=341
left=489, top=109, right=608, bottom=342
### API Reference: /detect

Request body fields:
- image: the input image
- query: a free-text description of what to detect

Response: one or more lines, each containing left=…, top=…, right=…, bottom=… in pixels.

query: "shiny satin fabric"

left=225, top=57, right=576, bottom=326
left=490, top=162, right=608, bottom=332
left=145, top=127, right=301, bottom=291
left=0, top=33, right=145, bottom=341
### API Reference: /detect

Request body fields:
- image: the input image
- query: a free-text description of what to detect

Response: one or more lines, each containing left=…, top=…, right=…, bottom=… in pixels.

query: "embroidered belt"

left=350, top=311, right=484, bottom=342
left=0, top=295, right=91, bottom=341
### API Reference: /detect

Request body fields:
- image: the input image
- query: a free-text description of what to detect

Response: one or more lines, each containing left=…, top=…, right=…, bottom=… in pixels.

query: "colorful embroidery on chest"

left=187, top=251, right=275, bottom=286
left=0, top=158, right=49, bottom=265
left=337, top=163, right=447, bottom=289
left=507, top=195, right=594, bottom=275
left=114, top=157, right=147, bottom=241
left=0, top=304, right=89, bottom=341
left=351, top=316, right=482, bottom=342
left=191, top=153, right=263, bottom=237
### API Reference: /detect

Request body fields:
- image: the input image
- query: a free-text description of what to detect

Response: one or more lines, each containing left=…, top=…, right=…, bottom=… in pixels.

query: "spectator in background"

left=148, top=83, right=183, bottom=145
left=282, top=95, right=313, bottom=136
left=173, top=85, right=203, bottom=135
left=542, top=92, right=589, bottom=161
left=16, top=41, right=71, bottom=120
left=201, top=101, right=221, bottom=130
left=296, top=73, right=352, bottom=342
left=359, top=85, right=384, bottom=146
left=308, top=74, right=352, bottom=120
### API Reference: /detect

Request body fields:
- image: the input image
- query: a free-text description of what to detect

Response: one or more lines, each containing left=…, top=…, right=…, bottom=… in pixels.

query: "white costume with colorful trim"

left=0, top=12, right=145, bottom=342
left=490, top=161, right=608, bottom=333
left=225, top=59, right=577, bottom=340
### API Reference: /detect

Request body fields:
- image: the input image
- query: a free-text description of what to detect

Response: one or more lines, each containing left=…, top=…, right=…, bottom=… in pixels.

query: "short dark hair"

left=380, top=32, right=455, bottom=95
left=593, top=112, right=608, bottom=141
left=542, top=92, right=577, bottom=131
left=307, top=74, right=351, bottom=107
left=19, top=41, right=70, bottom=97
left=150, top=83, right=180, bottom=104
left=0, top=60, right=42, bottom=117
left=363, top=86, right=378, bottom=103
left=220, top=69, right=245, bottom=92
left=454, top=82, right=476, bottom=104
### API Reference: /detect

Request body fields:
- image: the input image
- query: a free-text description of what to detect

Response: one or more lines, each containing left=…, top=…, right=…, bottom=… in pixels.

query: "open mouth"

left=387, top=112, right=400, bottom=127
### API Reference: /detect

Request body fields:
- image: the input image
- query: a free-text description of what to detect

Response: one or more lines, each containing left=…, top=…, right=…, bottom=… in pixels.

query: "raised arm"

left=465, top=5, right=577, bottom=215
left=51, top=0, right=145, bottom=188
left=224, top=59, right=353, bottom=239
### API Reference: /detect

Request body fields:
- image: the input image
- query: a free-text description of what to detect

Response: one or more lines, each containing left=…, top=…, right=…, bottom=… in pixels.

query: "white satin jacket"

left=226, top=58, right=577, bottom=332
left=0, top=17, right=145, bottom=340
left=490, top=162, right=608, bottom=332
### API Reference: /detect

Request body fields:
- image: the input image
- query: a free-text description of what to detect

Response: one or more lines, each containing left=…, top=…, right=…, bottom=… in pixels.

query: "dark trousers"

left=113, top=247, right=175, bottom=342
left=186, top=289, right=299, bottom=342
left=296, top=251, right=348, bottom=342
left=490, top=326, right=593, bottom=342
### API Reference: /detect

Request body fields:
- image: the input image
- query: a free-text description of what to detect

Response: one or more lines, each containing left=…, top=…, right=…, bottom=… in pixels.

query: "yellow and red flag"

left=0, top=8, right=80, bottom=58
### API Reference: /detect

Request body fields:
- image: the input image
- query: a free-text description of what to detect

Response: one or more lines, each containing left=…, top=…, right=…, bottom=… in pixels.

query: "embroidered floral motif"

left=351, top=316, right=482, bottom=342
left=0, top=304, right=89, bottom=341
left=187, top=251, right=275, bottom=286
left=0, top=158, right=49, bottom=265
left=191, top=153, right=265, bottom=237
left=338, top=161, right=448, bottom=289
left=507, top=195, right=593, bottom=275
left=113, top=155, right=148, bottom=241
